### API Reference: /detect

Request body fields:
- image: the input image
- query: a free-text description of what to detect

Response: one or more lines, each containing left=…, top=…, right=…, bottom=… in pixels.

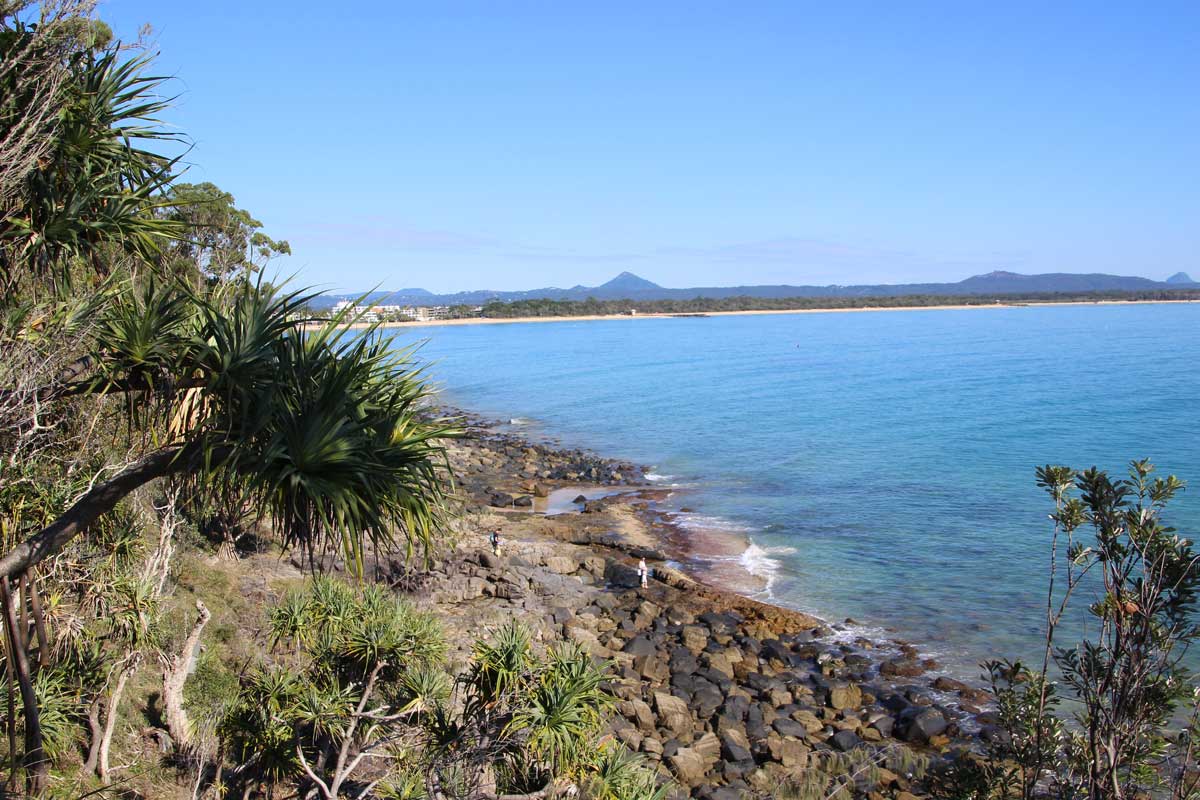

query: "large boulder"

left=604, top=561, right=641, bottom=589
left=667, top=747, right=706, bottom=786
left=828, top=682, right=863, bottom=711
left=898, top=707, right=948, bottom=743
left=654, top=691, right=694, bottom=737
left=831, top=729, right=862, bottom=751
left=541, top=556, right=577, bottom=574
left=720, top=728, right=752, bottom=762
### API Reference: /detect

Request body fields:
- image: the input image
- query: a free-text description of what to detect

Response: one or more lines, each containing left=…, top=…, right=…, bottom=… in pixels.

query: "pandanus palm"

left=0, top=278, right=458, bottom=582
left=1, top=43, right=185, bottom=291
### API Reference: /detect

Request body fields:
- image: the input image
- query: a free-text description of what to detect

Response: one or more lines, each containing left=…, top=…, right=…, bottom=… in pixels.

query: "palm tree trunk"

left=26, top=573, right=50, bottom=668
left=162, top=600, right=211, bottom=751
left=83, top=696, right=102, bottom=774
left=98, top=653, right=140, bottom=783
left=1, top=576, right=44, bottom=794
left=2, top=623, right=17, bottom=793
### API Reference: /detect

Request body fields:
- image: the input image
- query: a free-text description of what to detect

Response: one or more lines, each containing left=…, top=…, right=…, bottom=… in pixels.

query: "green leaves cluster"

left=426, top=621, right=666, bottom=800
left=223, top=578, right=446, bottom=798
left=224, top=589, right=666, bottom=800
left=946, top=461, right=1200, bottom=800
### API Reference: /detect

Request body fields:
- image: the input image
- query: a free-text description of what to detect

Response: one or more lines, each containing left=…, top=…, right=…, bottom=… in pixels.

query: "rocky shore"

left=396, top=409, right=992, bottom=798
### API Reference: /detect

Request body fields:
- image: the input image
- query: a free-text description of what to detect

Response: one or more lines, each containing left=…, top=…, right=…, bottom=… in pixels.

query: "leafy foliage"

left=947, top=461, right=1200, bottom=800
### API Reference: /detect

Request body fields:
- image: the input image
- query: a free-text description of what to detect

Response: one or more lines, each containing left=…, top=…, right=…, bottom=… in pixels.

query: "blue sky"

left=100, top=1, right=1199, bottom=292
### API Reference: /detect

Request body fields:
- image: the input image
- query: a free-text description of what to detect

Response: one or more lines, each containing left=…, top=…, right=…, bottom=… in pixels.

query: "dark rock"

left=720, top=732, right=752, bottom=762
left=772, top=718, right=809, bottom=739
left=699, top=611, right=741, bottom=636
left=572, top=494, right=588, bottom=503
left=669, top=648, right=699, bottom=675
left=604, top=561, right=641, bottom=589
left=479, top=552, right=506, bottom=569
left=693, top=687, right=724, bottom=718
left=871, top=715, right=895, bottom=738
left=623, top=635, right=656, bottom=658
left=933, top=676, right=973, bottom=693
left=762, top=639, right=794, bottom=665
left=831, top=729, right=862, bottom=751
left=898, top=707, right=948, bottom=743
left=721, top=694, right=750, bottom=721
left=878, top=692, right=912, bottom=713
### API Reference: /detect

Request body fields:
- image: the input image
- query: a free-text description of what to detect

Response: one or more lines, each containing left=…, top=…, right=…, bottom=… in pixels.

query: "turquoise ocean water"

left=389, top=304, right=1199, bottom=678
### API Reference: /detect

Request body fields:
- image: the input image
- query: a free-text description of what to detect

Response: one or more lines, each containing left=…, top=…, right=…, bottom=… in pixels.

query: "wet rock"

left=933, top=676, right=971, bottom=693
left=898, top=707, right=948, bottom=743
left=881, top=658, right=927, bottom=678
left=489, top=492, right=515, bottom=507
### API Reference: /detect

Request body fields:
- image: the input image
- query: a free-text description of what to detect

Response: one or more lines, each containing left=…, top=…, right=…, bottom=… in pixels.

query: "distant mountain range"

left=311, top=270, right=1200, bottom=309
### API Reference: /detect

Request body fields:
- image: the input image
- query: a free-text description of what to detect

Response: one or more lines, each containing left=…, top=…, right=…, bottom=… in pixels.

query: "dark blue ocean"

left=390, top=304, right=1200, bottom=677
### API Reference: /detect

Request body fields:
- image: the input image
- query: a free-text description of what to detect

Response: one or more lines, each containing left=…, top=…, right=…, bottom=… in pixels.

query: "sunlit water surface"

left=387, top=305, right=1200, bottom=677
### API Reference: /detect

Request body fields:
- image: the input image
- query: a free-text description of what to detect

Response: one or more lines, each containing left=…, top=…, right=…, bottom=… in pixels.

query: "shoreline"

left=442, top=406, right=973, bottom=678
left=332, top=298, right=1200, bottom=330
left=427, top=405, right=989, bottom=795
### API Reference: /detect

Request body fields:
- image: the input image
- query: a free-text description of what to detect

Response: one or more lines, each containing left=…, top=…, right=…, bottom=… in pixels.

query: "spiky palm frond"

left=0, top=667, right=85, bottom=763
left=506, top=642, right=609, bottom=776
left=3, top=44, right=186, bottom=284
left=394, top=663, right=452, bottom=718
left=267, top=588, right=311, bottom=652
left=582, top=743, right=670, bottom=800
left=104, top=574, right=160, bottom=649
left=466, top=622, right=533, bottom=704
left=377, top=768, right=428, bottom=800
left=218, top=665, right=304, bottom=784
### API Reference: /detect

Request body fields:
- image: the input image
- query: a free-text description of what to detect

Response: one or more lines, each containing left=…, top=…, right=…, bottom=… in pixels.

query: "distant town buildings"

left=330, top=301, right=461, bottom=322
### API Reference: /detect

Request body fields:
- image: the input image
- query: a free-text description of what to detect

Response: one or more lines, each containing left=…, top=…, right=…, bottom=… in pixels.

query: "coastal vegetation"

left=938, top=462, right=1200, bottom=800
left=467, top=291, right=1200, bottom=320
left=0, top=4, right=662, bottom=797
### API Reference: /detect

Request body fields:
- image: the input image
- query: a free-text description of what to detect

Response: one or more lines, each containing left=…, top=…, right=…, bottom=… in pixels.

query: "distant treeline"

left=462, top=289, right=1200, bottom=319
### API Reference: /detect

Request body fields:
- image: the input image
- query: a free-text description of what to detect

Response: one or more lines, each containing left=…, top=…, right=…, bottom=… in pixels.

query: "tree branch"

left=0, top=443, right=229, bottom=580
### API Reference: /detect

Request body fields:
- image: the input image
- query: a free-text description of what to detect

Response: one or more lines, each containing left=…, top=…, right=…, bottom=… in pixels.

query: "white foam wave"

left=737, top=541, right=798, bottom=595
left=672, top=512, right=754, bottom=534
left=644, top=471, right=675, bottom=483
left=506, top=417, right=534, bottom=426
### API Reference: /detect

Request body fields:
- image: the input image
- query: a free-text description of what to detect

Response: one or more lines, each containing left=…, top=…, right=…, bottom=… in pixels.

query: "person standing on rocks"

left=489, top=530, right=502, bottom=556
left=637, top=557, right=649, bottom=588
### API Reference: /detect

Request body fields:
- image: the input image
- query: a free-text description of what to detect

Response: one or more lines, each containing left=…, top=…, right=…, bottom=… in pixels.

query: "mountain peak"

left=598, top=271, right=661, bottom=291
left=1166, top=271, right=1195, bottom=284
